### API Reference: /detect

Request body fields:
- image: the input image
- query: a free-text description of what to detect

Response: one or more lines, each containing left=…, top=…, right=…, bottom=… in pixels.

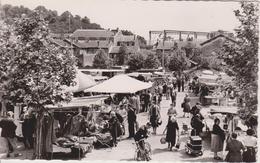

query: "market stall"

left=209, top=106, right=242, bottom=132
left=127, top=72, right=153, bottom=81
left=44, top=95, right=112, bottom=159
left=86, top=74, right=153, bottom=94
left=208, top=106, right=250, bottom=159
left=62, top=70, right=96, bottom=93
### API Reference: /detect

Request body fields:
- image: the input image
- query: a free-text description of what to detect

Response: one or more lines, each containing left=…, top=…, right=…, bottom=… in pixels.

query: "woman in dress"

left=182, top=94, right=191, bottom=118
left=170, top=87, right=177, bottom=107
left=211, top=118, right=225, bottom=160
left=163, top=116, right=179, bottom=151
left=108, top=111, right=121, bottom=147
left=242, top=129, right=257, bottom=162
left=167, top=103, right=177, bottom=122
left=149, top=99, right=160, bottom=135
left=225, top=132, right=245, bottom=162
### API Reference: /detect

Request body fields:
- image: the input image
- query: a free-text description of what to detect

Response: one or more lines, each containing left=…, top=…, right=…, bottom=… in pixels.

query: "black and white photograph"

left=0, top=0, right=258, bottom=162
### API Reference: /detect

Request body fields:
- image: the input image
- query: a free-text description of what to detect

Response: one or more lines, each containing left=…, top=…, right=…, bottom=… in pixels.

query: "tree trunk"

left=35, top=109, right=44, bottom=159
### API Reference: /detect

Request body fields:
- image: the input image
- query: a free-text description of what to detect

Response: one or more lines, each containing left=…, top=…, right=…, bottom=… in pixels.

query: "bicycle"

left=133, top=138, right=152, bottom=161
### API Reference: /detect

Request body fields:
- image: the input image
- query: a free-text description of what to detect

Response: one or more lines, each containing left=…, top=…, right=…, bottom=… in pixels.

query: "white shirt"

left=242, top=135, right=257, bottom=147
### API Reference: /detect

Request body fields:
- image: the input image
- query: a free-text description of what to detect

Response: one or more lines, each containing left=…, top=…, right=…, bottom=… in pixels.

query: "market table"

left=204, top=96, right=226, bottom=106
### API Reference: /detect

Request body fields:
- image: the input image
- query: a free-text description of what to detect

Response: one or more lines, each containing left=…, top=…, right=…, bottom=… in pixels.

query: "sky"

left=2, top=0, right=241, bottom=40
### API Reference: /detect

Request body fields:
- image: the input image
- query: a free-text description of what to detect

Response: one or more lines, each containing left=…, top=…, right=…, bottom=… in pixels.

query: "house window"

left=117, top=42, right=120, bottom=46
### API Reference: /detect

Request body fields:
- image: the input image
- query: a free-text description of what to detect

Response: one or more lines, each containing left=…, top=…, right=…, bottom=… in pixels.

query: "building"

left=200, top=34, right=236, bottom=58
left=70, top=29, right=114, bottom=67
left=109, top=30, right=140, bottom=61
left=71, top=29, right=114, bottom=41
left=199, top=34, right=237, bottom=67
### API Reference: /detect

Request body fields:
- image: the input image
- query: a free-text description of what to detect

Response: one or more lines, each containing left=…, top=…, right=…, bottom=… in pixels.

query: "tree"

left=127, top=52, right=145, bottom=71
left=2, top=4, right=103, bottom=33
left=0, top=12, right=76, bottom=159
left=156, top=50, right=170, bottom=69
left=220, top=2, right=258, bottom=119
left=115, top=44, right=128, bottom=65
left=168, top=48, right=190, bottom=72
left=92, top=49, right=111, bottom=69
left=143, top=52, right=160, bottom=69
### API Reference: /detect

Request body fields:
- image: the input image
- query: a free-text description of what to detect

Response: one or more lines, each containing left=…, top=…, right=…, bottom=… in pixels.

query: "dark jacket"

left=212, top=124, right=225, bottom=141
left=134, top=127, right=148, bottom=142
left=127, top=109, right=136, bottom=124
left=0, top=118, right=17, bottom=138
left=191, top=114, right=204, bottom=130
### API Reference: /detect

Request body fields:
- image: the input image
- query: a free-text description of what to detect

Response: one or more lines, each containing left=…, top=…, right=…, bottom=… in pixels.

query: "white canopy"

left=86, top=74, right=153, bottom=93
left=63, top=70, right=96, bottom=93
left=209, top=106, right=239, bottom=115
left=127, top=72, right=153, bottom=78
left=202, top=70, right=214, bottom=75
left=199, top=74, right=219, bottom=85
left=46, top=95, right=109, bottom=109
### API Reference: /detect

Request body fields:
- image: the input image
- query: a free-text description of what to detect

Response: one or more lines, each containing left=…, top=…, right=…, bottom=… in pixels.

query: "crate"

left=187, top=142, right=202, bottom=151
left=190, top=136, right=202, bottom=145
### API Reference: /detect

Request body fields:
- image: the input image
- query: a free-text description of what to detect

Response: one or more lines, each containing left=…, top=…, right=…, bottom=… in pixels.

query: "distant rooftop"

left=73, top=40, right=112, bottom=49
left=114, top=31, right=136, bottom=42
left=109, top=45, right=138, bottom=54
left=200, top=34, right=237, bottom=46
left=50, top=38, right=72, bottom=48
left=156, top=40, right=203, bottom=50
left=72, top=29, right=114, bottom=38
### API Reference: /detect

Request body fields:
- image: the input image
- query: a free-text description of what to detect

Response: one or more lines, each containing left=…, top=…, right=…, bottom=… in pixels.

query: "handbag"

left=175, top=136, right=180, bottom=149
left=157, top=118, right=162, bottom=126
left=160, top=137, right=166, bottom=144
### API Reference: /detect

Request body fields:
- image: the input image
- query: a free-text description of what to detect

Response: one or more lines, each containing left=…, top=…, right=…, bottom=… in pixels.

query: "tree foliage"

left=220, top=2, right=258, bottom=118
left=115, top=44, right=128, bottom=65
left=0, top=12, right=76, bottom=108
left=0, top=12, right=77, bottom=159
left=143, top=52, right=160, bottom=69
left=156, top=51, right=170, bottom=68
left=127, top=52, right=145, bottom=71
left=92, top=49, right=111, bottom=69
left=168, top=48, right=190, bottom=72
left=2, top=4, right=102, bottom=33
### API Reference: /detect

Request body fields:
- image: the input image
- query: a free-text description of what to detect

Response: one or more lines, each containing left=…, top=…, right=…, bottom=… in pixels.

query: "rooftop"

left=73, top=40, right=112, bottom=49
left=50, top=38, right=72, bottom=48
left=109, top=45, right=138, bottom=54
left=72, top=29, right=114, bottom=38
left=200, top=34, right=237, bottom=46
left=156, top=40, right=203, bottom=50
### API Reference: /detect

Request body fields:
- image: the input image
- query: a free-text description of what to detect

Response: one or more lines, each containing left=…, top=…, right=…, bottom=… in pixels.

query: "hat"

left=7, top=111, right=14, bottom=117
left=110, top=111, right=116, bottom=116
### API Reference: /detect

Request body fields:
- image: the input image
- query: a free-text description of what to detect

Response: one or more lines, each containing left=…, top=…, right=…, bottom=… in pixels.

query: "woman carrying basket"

left=163, top=116, right=179, bottom=151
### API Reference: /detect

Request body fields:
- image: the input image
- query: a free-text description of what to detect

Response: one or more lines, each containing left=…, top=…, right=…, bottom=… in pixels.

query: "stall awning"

left=45, top=95, right=109, bottom=109
left=63, top=70, right=96, bottom=93
left=209, top=106, right=239, bottom=115
left=127, top=72, right=153, bottom=78
left=86, top=74, right=153, bottom=93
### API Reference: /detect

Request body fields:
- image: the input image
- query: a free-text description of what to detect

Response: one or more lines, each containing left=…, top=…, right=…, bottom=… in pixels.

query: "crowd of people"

left=0, top=73, right=258, bottom=162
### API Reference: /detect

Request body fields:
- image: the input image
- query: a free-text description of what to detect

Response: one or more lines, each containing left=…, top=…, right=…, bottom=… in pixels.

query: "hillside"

left=1, top=4, right=102, bottom=34
left=1, top=4, right=147, bottom=46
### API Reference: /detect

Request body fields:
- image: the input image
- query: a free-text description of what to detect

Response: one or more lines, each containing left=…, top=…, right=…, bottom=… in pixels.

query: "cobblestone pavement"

left=0, top=91, right=221, bottom=161
left=83, top=92, right=221, bottom=162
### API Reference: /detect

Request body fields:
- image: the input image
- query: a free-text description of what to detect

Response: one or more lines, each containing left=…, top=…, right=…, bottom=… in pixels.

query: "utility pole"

left=68, top=14, right=71, bottom=33
left=162, top=30, right=166, bottom=71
